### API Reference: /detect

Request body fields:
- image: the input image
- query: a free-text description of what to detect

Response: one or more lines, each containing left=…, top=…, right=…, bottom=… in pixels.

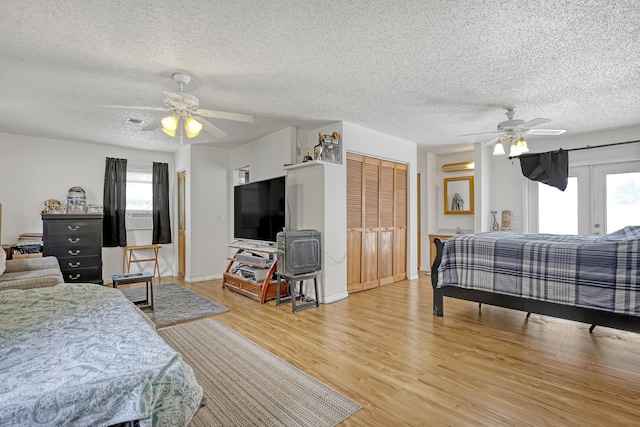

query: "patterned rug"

left=122, top=284, right=228, bottom=328
left=159, top=318, right=361, bottom=427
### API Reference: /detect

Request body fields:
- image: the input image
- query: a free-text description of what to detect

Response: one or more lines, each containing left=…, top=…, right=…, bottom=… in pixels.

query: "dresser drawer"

left=45, top=220, right=101, bottom=235
left=45, top=245, right=101, bottom=258
left=57, top=255, right=101, bottom=271
left=61, top=267, right=102, bottom=283
left=46, top=233, right=100, bottom=247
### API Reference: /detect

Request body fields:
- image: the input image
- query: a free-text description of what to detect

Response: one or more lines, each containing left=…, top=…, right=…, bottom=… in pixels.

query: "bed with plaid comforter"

left=432, top=226, right=640, bottom=330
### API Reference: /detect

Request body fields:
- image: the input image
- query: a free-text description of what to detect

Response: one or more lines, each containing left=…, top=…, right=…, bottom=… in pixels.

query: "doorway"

left=177, top=171, right=186, bottom=278
left=529, top=160, right=640, bottom=235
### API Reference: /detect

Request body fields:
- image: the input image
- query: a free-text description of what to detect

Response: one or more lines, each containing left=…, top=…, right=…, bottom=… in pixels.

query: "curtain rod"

left=564, top=138, right=640, bottom=152
left=512, top=139, right=640, bottom=159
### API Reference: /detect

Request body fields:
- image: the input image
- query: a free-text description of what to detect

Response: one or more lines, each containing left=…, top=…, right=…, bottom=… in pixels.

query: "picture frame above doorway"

left=444, top=176, right=474, bottom=215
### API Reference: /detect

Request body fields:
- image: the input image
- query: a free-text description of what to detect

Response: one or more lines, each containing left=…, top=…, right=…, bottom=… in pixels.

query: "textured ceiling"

left=1, top=0, right=640, bottom=152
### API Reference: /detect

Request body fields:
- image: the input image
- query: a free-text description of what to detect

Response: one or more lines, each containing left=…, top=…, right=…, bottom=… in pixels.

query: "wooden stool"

left=124, top=245, right=161, bottom=279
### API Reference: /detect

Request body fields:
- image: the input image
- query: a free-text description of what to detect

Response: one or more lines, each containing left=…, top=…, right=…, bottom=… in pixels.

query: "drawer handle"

left=68, top=237, right=80, bottom=243
left=68, top=274, right=81, bottom=280
left=68, top=225, right=80, bottom=231
left=68, top=250, right=80, bottom=256
left=68, top=262, right=80, bottom=268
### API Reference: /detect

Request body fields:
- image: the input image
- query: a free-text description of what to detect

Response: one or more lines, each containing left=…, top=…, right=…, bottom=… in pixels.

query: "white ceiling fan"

left=460, top=107, right=566, bottom=156
left=98, top=73, right=253, bottom=142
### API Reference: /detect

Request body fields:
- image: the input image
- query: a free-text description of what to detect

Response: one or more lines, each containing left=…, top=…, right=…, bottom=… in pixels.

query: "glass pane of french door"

left=606, top=172, right=640, bottom=232
left=534, top=161, right=640, bottom=235
left=538, top=176, right=578, bottom=234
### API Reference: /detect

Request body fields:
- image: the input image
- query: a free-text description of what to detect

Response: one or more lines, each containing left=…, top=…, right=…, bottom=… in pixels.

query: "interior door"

left=177, top=171, right=186, bottom=278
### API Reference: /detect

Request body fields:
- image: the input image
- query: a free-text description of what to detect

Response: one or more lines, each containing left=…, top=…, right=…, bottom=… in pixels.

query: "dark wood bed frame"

left=431, top=238, right=640, bottom=334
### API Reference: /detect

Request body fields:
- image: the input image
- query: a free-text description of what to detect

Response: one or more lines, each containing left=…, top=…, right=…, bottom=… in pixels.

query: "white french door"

left=528, top=161, right=640, bottom=235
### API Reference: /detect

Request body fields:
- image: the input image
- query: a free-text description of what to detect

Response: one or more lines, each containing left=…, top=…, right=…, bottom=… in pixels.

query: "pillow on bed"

left=0, top=248, right=5, bottom=276
left=623, top=225, right=640, bottom=239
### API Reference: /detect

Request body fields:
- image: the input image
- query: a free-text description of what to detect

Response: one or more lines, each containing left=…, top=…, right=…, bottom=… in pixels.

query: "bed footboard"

left=431, top=238, right=445, bottom=317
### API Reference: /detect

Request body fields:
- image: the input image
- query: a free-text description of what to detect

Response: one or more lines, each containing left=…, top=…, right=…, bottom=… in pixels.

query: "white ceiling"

left=2, top=1, right=640, bottom=153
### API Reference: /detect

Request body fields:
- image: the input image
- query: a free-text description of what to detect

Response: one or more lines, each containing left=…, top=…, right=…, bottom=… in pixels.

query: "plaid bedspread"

left=437, top=226, right=640, bottom=316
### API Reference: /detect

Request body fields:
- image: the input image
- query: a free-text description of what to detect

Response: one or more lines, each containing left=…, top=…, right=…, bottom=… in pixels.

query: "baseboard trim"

left=320, top=291, right=349, bottom=304
left=185, top=273, right=223, bottom=283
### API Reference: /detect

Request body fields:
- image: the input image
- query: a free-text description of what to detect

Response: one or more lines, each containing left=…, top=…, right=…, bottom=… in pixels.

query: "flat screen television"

left=233, top=176, right=286, bottom=243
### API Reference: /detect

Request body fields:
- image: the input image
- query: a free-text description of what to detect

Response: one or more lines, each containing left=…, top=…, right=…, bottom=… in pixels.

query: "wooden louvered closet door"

left=346, top=154, right=364, bottom=292
left=393, top=164, right=407, bottom=281
left=379, top=161, right=395, bottom=286
left=362, top=157, right=380, bottom=290
left=346, top=153, right=408, bottom=293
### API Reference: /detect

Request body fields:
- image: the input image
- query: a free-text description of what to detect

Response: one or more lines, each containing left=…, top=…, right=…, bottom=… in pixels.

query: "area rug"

left=122, top=284, right=228, bottom=328
left=159, top=318, right=361, bottom=427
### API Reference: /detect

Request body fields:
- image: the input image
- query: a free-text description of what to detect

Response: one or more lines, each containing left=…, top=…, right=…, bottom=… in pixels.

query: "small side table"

left=112, top=272, right=154, bottom=310
left=123, top=245, right=161, bottom=279
left=276, top=271, right=320, bottom=313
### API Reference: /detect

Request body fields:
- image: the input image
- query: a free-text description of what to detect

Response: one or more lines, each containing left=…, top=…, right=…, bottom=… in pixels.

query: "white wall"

left=187, top=145, right=231, bottom=281
left=230, top=127, right=296, bottom=184
left=0, top=132, right=175, bottom=282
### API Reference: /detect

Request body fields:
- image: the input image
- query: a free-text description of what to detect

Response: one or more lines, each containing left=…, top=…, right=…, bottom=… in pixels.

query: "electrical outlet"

left=219, top=214, right=228, bottom=222
left=513, top=211, right=522, bottom=221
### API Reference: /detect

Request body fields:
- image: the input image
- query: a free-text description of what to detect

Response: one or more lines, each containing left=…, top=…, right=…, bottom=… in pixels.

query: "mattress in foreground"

left=0, top=283, right=203, bottom=426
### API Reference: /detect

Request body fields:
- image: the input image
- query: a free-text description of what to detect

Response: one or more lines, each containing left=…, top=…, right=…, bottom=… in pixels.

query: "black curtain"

left=152, top=162, right=172, bottom=244
left=103, top=157, right=128, bottom=247
left=519, top=149, right=569, bottom=191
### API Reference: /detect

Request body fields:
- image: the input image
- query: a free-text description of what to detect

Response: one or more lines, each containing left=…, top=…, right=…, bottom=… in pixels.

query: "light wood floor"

left=155, top=274, right=640, bottom=426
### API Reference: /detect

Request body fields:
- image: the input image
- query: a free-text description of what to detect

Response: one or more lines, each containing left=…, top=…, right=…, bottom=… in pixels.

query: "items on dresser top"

left=42, top=214, right=103, bottom=285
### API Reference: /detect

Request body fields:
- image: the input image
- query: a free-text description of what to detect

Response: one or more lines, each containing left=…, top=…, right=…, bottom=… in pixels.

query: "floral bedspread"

left=0, top=283, right=203, bottom=426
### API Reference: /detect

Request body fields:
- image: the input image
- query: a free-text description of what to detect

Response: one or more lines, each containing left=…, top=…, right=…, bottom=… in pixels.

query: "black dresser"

left=42, top=214, right=103, bottom=284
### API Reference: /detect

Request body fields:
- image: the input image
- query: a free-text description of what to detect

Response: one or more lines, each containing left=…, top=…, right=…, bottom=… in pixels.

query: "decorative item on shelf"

left=42, top=199, right=62, bottom=214
left=314, top=133, right=323, bottom=160
left=501, top=210, right=512, bottom=231
left=491, top=211, right=500, bottom=231
left=87, top=204, right=103, bottom=214
left=318, top=131, right=342, bottom=164
left=303, top=148, right=313, bottom=162
left=66, top=187, right=86, bottom=214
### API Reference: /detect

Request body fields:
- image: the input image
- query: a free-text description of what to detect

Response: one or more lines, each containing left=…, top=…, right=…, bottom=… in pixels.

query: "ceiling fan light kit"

left=493, top=141, right=506, bottom=156
left=98, top=72, right=254, bottom=143
left=464, top=107, right=567, bottom=157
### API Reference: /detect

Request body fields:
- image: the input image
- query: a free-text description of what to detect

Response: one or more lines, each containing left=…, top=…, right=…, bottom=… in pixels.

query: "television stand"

left=222, top=243, right=285, bottom=304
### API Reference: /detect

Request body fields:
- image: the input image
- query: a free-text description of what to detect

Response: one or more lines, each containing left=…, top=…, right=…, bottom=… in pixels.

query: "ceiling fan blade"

left=141, top=116, right=163, bottom=131
left=458, top=130, right=502, bottom=137
left=198, top=118, right=227, bottom=138
left=520, top=118, right=551, bottom=129
left=525, top=128, right=567, bottom=136
left=194, top=108, right=254, bottom=123
left=97, top=104, right=171, bottom=112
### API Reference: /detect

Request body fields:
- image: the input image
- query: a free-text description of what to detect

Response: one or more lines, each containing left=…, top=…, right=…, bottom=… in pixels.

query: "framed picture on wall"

left=444, top=176, right=474, bottom=215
